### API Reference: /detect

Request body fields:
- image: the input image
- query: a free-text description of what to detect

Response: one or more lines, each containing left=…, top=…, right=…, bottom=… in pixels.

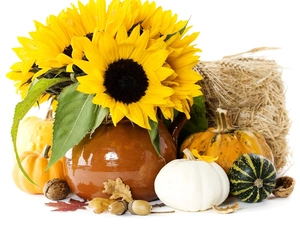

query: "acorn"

left=108, top=200, right=128, bottom=215
left=128, top=200, right=152, bottom=216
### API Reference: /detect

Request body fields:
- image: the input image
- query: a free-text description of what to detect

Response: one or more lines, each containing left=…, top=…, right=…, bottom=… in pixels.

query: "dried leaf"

left=45, top=198, right=88, bottom=212
left=103, top=177, right=133, bottom=202
left=211, top=202, right=239, bottom=214
left=88, top=197, right=115, bottom=214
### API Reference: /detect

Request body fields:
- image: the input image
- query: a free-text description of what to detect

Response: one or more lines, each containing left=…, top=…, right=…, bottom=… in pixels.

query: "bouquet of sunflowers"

left=7, top=0, right=206, bottom=180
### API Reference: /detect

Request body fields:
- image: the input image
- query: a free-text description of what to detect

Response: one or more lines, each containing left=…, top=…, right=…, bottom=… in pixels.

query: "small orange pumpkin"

left=12, top=145, right=65, bottom=194
left=16, top=109, right=53, bottom=154
left=180, top=108, right=274, bottom=173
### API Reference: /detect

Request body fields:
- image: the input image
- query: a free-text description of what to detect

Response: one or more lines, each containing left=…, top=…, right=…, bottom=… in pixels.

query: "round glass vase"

left=64, top=118, right=178, bottom=201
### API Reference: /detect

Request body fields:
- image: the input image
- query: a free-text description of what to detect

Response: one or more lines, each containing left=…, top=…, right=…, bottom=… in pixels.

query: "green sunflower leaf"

left=47, top=83, right=100, bottom=170
left=90, top=106, right=109, bottom=134
left=178, top=95, right=208, bottom=147
left=11, top=77, right=70, bottom=185
left=148, top=119, right=161, bottom=157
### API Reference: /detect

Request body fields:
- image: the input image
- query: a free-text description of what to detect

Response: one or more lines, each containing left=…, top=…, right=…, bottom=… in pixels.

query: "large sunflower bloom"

left=101, top=0, right=202, bottom=121
left=12, top=0, right=106, bottom=78
left=74, top=25, right=175, bottom=129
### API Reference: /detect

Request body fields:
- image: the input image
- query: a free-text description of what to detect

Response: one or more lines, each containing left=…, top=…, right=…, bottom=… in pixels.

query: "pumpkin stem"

left=215, top=108, right=234, bottom=133
left=182, top=148, right=196, bottom=160
left=46, top=109, right=53, bottom=121
left=42, top=145, right=51, bottom=159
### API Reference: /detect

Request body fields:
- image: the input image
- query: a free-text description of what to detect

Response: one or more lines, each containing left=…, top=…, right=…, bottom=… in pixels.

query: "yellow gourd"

left=16, top=109, right=53, bottom=154
left=180, top=108, right=274, bottom=173
left=12, top=145, right=65, bottom=194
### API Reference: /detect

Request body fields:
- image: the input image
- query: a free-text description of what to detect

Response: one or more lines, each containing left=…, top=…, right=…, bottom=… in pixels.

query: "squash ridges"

left=228, top=153, right=277, bottom=203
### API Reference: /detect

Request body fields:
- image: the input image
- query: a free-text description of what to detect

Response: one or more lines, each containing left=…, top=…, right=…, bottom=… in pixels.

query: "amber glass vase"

left=64, top=118, right=180, bottom=201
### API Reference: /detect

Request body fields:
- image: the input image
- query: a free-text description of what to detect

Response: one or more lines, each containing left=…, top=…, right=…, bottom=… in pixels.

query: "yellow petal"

left=191, top=149, right=218, bottom=163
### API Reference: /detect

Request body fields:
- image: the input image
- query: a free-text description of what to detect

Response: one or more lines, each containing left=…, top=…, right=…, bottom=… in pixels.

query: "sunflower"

left=107, top=1, right=203, bottom=119
left=72, top=0, right=202, bottom=128
left=6, top=0, right=109, bottom=107
left=6, top=61, right=55, bottom=107
left=74, top=25, right=175, bottom=129
left=160, top=28, right=202, bottom=120
left=136, top=4, right=202, bottom=119
left=9, top=0, right=106, bottom=80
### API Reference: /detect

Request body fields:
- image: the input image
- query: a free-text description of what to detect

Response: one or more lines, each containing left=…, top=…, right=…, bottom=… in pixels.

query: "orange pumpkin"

left=180, top=108, right=274, bottom=173
left=16, top=109, right=53, bottom=154
left=12, top=145, right=65, bottom=194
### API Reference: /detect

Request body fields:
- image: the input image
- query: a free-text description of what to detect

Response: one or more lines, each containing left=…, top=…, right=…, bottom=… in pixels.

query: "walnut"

left=272, top=176, right=296, bottom=198
left=43, top=178, right=71, bottom=200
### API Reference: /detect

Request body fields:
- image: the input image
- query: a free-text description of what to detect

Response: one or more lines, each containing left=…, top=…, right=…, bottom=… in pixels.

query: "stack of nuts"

left=108, top=200, right=152, bottom=216
left=108, top=200, right=174, bottom=216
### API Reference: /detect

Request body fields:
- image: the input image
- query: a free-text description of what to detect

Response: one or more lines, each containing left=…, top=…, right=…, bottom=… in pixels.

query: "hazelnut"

left=272, top=176, right=296, bottom=198
left=43, top=178, right=71, bottom=200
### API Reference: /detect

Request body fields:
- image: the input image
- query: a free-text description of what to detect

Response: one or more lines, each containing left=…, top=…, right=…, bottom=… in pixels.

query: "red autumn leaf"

left=45, top=198, right=88, bottom=212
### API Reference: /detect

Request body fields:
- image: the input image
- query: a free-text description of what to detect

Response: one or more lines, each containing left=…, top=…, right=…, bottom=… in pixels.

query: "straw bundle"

left=194, top=47, right=291, bottom=173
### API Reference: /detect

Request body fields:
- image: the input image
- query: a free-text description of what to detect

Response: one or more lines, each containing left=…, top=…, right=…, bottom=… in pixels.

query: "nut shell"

left=43, top=178, right=71, bottom=200
left=272, top=176, right=295, bottom=198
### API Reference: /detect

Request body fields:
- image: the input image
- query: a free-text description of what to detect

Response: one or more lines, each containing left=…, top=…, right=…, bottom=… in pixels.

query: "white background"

left=0, top=0, right=299, bottom=224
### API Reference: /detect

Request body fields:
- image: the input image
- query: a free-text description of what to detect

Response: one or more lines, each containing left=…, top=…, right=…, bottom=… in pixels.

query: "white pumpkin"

left=154, top=148, right=230, bottom=212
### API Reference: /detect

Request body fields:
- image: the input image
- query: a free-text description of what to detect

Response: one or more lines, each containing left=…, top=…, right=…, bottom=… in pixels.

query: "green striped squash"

left=228, top=153, right=276, bottom=203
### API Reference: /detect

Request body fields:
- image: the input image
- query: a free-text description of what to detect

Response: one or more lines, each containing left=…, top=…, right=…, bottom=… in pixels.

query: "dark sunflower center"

left=104, top=59, right=149, bottom=104
left=63, top=45, right=73, bottom=57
